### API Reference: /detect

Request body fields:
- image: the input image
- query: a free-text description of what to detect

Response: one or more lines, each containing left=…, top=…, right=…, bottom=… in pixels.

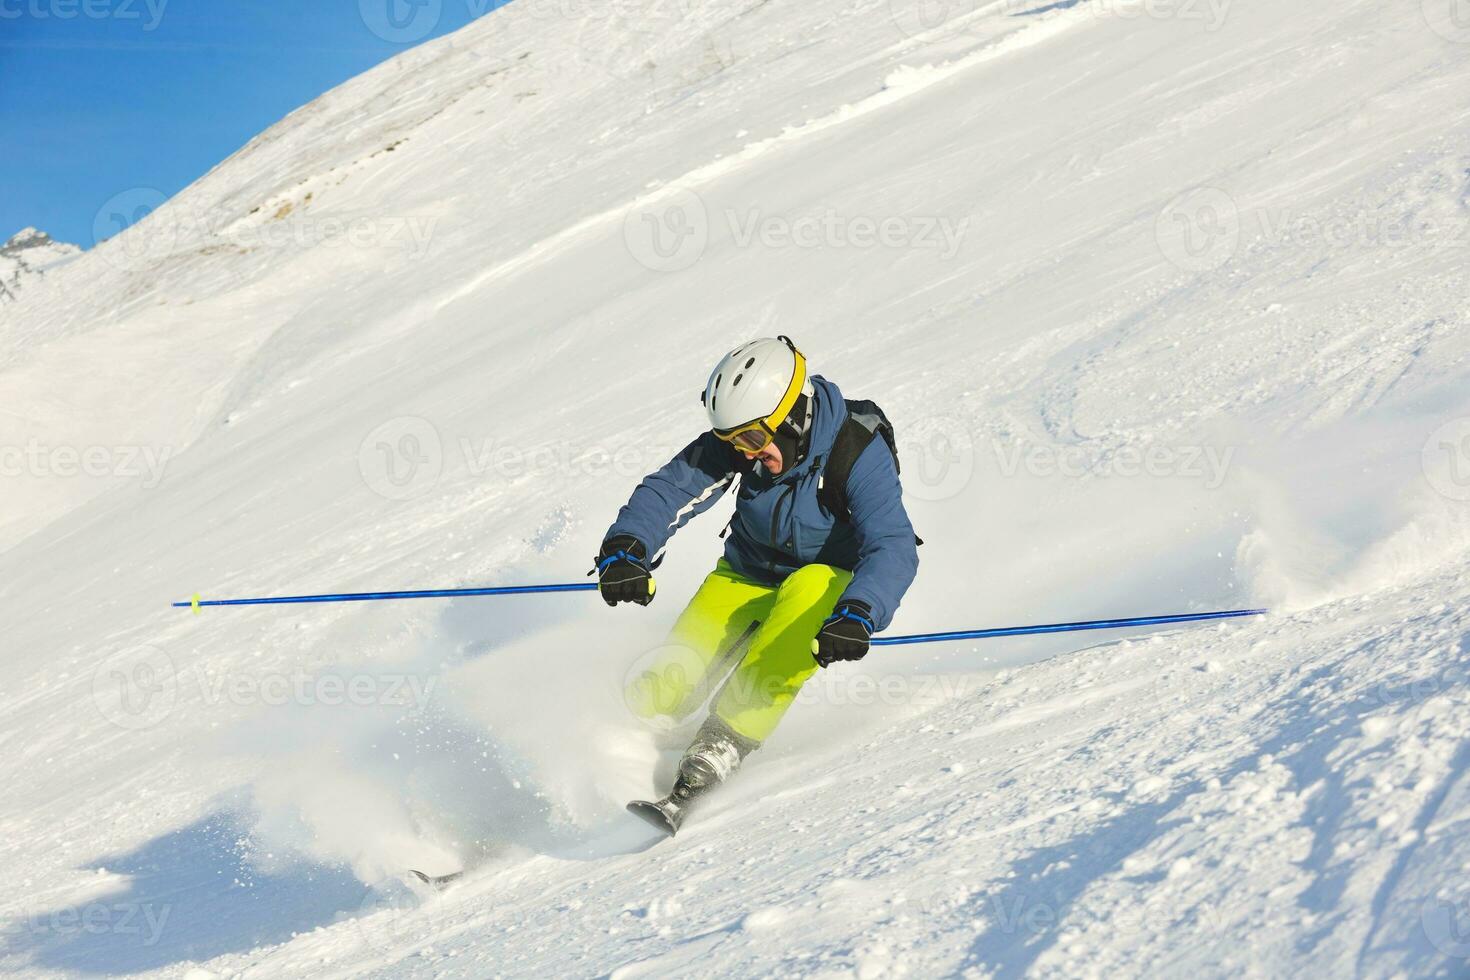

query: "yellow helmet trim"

left=713, top=344, right=807, bottom=448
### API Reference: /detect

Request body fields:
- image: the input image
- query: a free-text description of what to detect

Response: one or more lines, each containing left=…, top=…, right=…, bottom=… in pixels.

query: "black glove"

left=811, top=600, right=875, bottom=667
left=594, top=535, right=656, bottom=607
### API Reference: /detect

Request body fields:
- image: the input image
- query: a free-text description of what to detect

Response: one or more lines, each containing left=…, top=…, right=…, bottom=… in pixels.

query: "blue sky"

left=2, top=0, right=510, bottom=247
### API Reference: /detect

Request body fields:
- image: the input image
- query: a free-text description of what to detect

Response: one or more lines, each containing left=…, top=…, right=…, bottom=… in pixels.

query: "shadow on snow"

left=3, top=811, right=365, bottom=976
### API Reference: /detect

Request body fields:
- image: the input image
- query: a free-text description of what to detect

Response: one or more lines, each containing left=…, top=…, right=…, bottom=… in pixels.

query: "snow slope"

left=3, top=0, right=1470, bottom=976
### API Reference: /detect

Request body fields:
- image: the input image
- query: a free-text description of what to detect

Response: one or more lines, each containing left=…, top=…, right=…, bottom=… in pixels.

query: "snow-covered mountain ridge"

left=0, top=228, right=81, bottom=304
left=2, top=0, right=1470, bottom=977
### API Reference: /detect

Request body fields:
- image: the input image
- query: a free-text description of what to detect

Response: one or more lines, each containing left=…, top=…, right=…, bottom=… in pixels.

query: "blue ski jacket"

left=606, top=376, right=919, bottom=632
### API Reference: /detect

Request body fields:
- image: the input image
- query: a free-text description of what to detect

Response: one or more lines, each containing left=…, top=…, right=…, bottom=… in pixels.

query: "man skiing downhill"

left=596, top=336, right=920, bottom=834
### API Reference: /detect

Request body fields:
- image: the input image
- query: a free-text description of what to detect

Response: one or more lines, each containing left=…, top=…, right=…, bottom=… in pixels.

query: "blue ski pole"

left=174, top=581, right=598, bottom=612
left=870, top=608, right=1267, bottom=645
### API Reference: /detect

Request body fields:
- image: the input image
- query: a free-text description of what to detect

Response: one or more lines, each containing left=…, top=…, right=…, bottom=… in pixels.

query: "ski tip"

left=626, top=799, right=678, bottom=837
left=406, top=868, right=464, bottom=890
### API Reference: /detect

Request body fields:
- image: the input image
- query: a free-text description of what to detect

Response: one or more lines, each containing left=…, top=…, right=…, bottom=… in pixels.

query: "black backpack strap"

left=817, top=399, right=922, bottom=545
left=818, top=399, right=898, bottom=520
left=816, top=416, right=876, bottom=524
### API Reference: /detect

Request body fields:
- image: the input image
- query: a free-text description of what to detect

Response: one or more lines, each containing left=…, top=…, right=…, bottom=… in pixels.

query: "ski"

left=406, top=868, right=465, bottom=890
left=626, top=798, right=684, bottom=837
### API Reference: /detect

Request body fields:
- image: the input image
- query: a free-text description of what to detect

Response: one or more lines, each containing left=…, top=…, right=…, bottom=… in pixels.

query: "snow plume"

left=219, top=597, right=670, bottom=884
left=1233, top=401, right=1470, bottom=610
left=219, top=649, right=494, bottom=884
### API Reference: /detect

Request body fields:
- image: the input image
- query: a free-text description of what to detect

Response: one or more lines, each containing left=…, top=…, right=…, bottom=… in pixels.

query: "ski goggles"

left=715, top=420, right=781, bottom=454
left=711, top=348, right=807, bottom=454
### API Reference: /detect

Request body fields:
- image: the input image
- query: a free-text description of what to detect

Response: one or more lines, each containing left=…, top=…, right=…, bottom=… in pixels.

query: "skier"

left=596, top=336, right=920, bottom=833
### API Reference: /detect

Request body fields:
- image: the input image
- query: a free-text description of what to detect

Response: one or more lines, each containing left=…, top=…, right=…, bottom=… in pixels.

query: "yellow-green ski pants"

left=625, top=559, right=852, bottom=742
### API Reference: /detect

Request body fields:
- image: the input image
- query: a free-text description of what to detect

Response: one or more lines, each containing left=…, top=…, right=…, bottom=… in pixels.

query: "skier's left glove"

left=811, top=600, right=875, bottom=667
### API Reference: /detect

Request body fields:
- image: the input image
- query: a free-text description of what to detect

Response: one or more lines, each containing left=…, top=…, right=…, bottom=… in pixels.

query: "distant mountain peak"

left=4, top=227, right=74, bottom=252
left=1, top=227, right=82, bottom=303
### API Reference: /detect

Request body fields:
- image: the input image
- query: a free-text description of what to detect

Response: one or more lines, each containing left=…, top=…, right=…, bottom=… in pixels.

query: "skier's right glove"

left=811, top=600, right=875, bottom=667
left=595, top=535, right=656, bottom=607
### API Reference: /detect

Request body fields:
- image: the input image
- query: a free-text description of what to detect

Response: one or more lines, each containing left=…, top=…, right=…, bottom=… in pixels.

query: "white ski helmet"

left=702, top=336, right=812, bottom=452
